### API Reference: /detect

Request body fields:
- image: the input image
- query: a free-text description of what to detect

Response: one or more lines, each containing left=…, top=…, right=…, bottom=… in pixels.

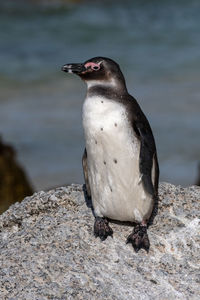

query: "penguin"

left=62, top=57, right=159, bottom=252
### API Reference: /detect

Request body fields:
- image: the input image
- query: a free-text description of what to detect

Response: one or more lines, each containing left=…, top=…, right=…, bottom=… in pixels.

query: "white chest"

left=82, top=96, right=153, bottom=222
left=82, top=96, right=135, bottom=150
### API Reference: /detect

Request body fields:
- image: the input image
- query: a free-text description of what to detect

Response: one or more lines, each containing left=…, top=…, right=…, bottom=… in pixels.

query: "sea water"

left=0, top=0, right=200, bottom=190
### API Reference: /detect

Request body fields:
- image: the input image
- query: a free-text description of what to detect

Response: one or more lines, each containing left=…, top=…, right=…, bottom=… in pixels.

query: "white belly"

left=82, top=96, right=154, bottom=222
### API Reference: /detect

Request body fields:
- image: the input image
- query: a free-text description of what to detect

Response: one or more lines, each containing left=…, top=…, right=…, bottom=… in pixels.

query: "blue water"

left=0, top=0, right=200, bottom=190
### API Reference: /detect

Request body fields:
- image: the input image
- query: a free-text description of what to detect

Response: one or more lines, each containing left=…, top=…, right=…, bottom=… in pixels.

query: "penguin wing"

left=127, top=96, right=159, bottom=197
left=82, top=148, right=91, bottom=198
left=135, top=121, right=159, bottom=196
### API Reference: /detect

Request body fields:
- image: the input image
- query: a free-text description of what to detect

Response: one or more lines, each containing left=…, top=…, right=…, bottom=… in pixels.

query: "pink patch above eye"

left=84, top=62, right=101, bottom=70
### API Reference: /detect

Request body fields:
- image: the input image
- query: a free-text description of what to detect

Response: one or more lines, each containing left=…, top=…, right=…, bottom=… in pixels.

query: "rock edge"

left=0, top=183, right=199, bottom=300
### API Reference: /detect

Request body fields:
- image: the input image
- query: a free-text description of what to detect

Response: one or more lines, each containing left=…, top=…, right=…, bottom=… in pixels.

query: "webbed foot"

left=126, top=224, right=150, bottom=252
left=94, top=217, right=113, bottom=241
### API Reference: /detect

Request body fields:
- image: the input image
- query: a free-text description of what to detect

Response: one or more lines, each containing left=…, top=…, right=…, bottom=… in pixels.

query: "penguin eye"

left=91, top=65, right=100, bottom=71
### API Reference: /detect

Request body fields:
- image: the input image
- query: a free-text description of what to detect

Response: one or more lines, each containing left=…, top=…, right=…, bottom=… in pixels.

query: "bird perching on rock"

left=62, top=57, right=159, bottom=252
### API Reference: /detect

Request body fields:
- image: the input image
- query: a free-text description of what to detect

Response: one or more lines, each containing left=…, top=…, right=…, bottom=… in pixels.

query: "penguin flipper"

left=135, top=121, right=157, bottom=197
left=82, top=148, right=91, bottom=198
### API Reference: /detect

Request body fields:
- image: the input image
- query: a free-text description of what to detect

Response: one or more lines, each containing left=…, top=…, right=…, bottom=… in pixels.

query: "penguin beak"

left=61, top=63, right=86, bottom=74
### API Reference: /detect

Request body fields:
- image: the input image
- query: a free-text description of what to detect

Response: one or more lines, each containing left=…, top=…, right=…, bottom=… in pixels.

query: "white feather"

left=82, top=95, right=154, bottom=222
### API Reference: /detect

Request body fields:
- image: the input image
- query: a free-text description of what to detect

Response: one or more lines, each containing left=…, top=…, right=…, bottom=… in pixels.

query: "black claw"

left=94, top=217, right=113, bottom=241
left=126, top=224, right=150, bottom=253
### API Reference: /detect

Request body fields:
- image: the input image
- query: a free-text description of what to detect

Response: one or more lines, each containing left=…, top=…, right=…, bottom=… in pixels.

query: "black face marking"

left=114, top=123, right=117, bottom=127
left=95, top=140, right=97, bottom=144
left=110, top=187, right=113, bottom=192
left=114, top=159, right=117, bottom=164
left=101, top=127, right=103, bottom=131
left=104, top=161, right=106, bottom=165
left=80, top=57, right=128, bottom=86
left=88, top=86, right=126, bottom=101
left=101, top=101, right=104, bottom=103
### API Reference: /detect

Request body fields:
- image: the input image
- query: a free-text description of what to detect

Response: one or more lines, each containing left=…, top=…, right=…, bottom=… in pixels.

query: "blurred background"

left=0, top=0, right=200, bottom=211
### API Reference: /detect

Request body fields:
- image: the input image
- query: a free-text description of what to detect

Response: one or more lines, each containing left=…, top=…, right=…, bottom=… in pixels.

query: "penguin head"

left=62, top=57, right=126, bottom=88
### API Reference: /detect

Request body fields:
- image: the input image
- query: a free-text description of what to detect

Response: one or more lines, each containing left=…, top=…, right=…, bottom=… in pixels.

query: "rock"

left=0, top=183, right=199, bottom=299
left=0, top=137, right=33, bottom=214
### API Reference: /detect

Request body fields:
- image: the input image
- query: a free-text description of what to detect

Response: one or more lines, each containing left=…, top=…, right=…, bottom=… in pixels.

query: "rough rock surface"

left=0, top=183, right=199, bottom=300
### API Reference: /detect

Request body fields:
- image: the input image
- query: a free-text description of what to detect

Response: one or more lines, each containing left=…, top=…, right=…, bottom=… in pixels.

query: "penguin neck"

left=85, top=77, right=128, bottom=99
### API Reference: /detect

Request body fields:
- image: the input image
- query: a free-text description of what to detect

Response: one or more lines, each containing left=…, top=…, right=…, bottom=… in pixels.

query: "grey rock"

left=0, top=182, right=199, bottom=300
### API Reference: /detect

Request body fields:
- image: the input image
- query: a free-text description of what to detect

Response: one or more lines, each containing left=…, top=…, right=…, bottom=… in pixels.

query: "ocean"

left=0, top=0, right=200, bottom=190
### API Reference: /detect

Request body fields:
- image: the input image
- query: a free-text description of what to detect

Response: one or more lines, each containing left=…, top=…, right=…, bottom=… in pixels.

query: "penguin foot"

left=126, top=224, right=150, bottom=253
left=94, top=217, right=113, bottom=241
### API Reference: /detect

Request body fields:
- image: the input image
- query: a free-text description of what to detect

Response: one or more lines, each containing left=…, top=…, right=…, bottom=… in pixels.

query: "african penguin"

left=62, top=57, right=159, bottom=252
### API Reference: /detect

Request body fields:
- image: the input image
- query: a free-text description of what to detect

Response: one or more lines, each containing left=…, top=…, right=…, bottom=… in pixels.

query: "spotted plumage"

left=62, top=57, right=159, bottom=252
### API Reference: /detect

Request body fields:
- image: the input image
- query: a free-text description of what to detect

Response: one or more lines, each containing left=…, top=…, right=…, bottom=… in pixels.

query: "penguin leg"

left=94, top=217, right=113, bottom=241
left=126, top=221, right=150, bottom=253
